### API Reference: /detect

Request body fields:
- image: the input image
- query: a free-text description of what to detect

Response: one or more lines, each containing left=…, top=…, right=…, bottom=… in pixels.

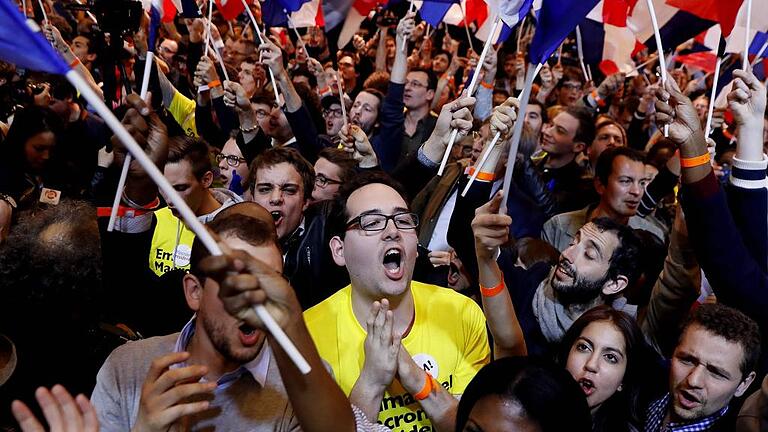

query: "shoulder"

left=101, top=334, right=178, bottom=374
left=412, top=282, right=484, bottom=319
left=304, top=286, right=351, bottom=323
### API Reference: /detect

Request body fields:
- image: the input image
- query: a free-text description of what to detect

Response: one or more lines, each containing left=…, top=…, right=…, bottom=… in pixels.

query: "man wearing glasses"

left=401, top=69, right=439, bottom=162
left=304, top=172, right=490, bottom=431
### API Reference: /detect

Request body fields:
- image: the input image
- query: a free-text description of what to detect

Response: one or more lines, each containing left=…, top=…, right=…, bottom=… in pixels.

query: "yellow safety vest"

left=149, top=207, right=196, bottom=276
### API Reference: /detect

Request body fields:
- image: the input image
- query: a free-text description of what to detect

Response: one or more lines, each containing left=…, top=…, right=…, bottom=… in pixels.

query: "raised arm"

left=472, top=192, right=527, bottom=358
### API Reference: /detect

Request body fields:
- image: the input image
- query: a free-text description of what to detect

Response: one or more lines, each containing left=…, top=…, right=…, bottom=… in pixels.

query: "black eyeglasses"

left=345, top=212, right=419, bottom=232
left=216, top=153, right=248, bottom=167
left=314, top=174, right=343, bottom=188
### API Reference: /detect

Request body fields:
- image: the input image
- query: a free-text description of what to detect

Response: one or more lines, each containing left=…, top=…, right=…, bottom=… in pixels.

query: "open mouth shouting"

left=270, top=210, right=283, bottom=226
left=382, top=247, right=404, bottom=280
left=238, top=323, right=260, bottom=346
left=578, top=378, right=596, bottom=397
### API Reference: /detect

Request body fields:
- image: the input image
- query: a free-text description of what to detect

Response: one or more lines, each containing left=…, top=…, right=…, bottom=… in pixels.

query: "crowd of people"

left=1, top=0, right=768, bottom=431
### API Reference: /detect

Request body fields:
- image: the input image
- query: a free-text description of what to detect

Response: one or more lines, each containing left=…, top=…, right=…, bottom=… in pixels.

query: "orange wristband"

left=208, top=80, right=222, bottom=89
left=480, top=277, right=505, bottom=297
left=69, top=57, right=81, bottom=68
left=680, top=153, right=710, bottom=168
left=414, top=373, right=433, bottom=400
left=480, top=80, right=493, bottom=89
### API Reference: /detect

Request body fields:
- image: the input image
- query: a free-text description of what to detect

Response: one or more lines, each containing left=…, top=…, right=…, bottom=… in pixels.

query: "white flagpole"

left=401, top=0, right=415, bottom=51
left=744, top=0, right=753, bottom=70
left=499, top=63, right=542, bottom=212
left=438, top=15, right=501, bottom=176
left=704, top=57, right=722, bottom=137
left=645, top=0, right=669, bottom=136
left=241, top=0, right=280, bottom=106
left=575, top=26, right=589, bottom=82
left=208, top=39, right=230, bottom=81
left=66, top=69, right=312, bottom=375
left=462, top=132, right=501, bottom=197
left=336, top=71, right=348, bottom=129
left=204, top=0, right=214, bottom=58
left=107, top=50, right=155, bottom=232
left=631, top=53, right=658, bottom=73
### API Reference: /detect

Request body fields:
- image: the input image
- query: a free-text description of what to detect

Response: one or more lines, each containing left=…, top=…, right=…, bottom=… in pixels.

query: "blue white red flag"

left=579, top=0, right=640, bottom=75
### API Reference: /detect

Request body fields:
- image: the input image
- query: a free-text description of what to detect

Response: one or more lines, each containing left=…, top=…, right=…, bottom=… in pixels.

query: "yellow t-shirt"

left=304, top=281, right=490, bottom=432
left=149, top=207, right=195, bottom=276
left=168, top=91, right=198, bottom=137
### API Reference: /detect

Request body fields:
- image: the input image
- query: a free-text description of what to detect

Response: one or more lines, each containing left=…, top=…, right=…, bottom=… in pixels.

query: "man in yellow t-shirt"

left=304, top=172, right=490, bottom=432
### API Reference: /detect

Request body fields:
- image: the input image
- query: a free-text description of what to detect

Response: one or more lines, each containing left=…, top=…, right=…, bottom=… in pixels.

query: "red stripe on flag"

left=599, top=60, right=620, bottom=76
left=665, top=0, right=744, bottom=37
left=602, top=0, right=629, bottom=27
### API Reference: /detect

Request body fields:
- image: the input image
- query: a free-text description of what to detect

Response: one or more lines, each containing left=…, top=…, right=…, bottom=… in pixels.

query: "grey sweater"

left=91, top=333, right=300, bottom=432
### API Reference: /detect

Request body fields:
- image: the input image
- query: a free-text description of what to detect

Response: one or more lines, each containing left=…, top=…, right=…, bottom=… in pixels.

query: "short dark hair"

left=189, top=210, right=278, bottom=281
left=166, top=136, right=213, bottom=180
left=249, top=147, right=315, bottom=200
left=593, top=118, right=627, bottom=147
left=318, top=147, right=357, bottom=183
left=292, top=68, right=318, bottom=88
left=456, top=357, right=592, bottom=432
left=559, top=66, right=586, bottom=86
left=562, top=105, right=596, bottom=145
left=409, top=68, right=438, bottom=91
left=330, top=171, right=408, bottom=237
left=595, top=146, right=645, bottom=186
left=590, top=217, right=642, bottom=286
left=527, top=98, right=548, bottom=124
left=681, top=303, right=761, bottom=378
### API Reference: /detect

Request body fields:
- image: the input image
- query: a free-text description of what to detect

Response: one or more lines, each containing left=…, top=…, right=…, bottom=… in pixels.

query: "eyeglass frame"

left=216, top=153, right=248, bottom=167
left=345, top=212, right=420, bottom=232
left=314, top=174, right=343, bottom=189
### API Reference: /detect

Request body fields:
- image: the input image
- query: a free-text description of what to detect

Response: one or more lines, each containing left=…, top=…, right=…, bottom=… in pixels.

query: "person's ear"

left=426, top=89, right=435, bottom=102
left=202, top=171, right=214, bottom=188
left=601, top=275, right=628, bottom=296
left=594, top=176, right=605, bottom=196
left=573, top=141, right=586, bottom=154
left=734, top=371, right=757, bottom=397
left=330, top=235, right=346, bottom=266
left=183, top=273, right=204, bottom=312
left=86, top=52, right=96, bottom=63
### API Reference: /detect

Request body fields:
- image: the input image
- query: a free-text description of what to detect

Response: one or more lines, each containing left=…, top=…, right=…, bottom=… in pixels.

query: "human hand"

left=597, top=72, right=625, bottom=100
left=352, top=34, right=366, bottom=52
left=489, top=98, right=518, bottom=141
left=539, top=64, right=555, bottom=90
left=200, top=242, right=303, bottom=330
left=482, top=47, right=497, bottom=83
left=132, top=352, right=215, bottom=432
left=258, top=35, right=286, bottom=78
left=447, top=55, right=467, bottom=76
left=551, top=63, right=564, bottom=83
left=395, top=344, right=429, bottom=394
left=396, top=12, right=416, bottom=51
left=339, top=124, right=378, bottom=168
left=223, top=80, right=252, bottom=112
left=98, top=146, right=114, bottom=169
left=654, top=77, right=701, bottom=146
left=428, top=250, right=453, bottom=267
left=472, top=190, right=512, bottom=261
left=360, top=300, right=401, bottom=390
left=727, top=69, right=767, bottom=129
left=194, top=56, right=219, bottom=87
left=43, top=24, right=69, bottom=56
left=11, top=385, right=99, bottom=432
left=185, top=18, right=205, bottom=43
left=112, top=92, right=169, bottom=181
left=433, top=93, right=476, bottom=145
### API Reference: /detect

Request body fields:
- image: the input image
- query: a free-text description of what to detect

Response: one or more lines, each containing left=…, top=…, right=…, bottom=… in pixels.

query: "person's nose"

left=269, top=188, right=283, bottom=204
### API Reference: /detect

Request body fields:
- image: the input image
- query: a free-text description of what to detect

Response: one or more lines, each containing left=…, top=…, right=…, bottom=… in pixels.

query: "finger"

left=145, top=352, right=193, bottom=386
left=732, top=69, right=759, bottom=89
left=480, top=190, right=504, bottom=214
left=654, top=112, right=673, bottom=125
left=50, top=385, right=85, bottom=431
left=11, top=400, right=45, bottom=432
left=152, top=401, right=211, bottom=427
left=154, top=365, right=209, bottom=395
left=451, top=118, right=473, bottom=133
left=383, top=309, right=395, bottom=346
left=125, top=93, right=150, bottom=116
left=156, top=381, right=217, bottom=409
left=74, top=395, right=99, bottom=432
left=366, top=301, right=381, bottom=330
left=34, top=388, right=64, bottom=432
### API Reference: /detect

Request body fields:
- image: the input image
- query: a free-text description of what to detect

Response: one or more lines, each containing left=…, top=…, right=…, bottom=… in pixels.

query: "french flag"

left=337, top=0, right=387, bottom=48
left=579, top=0, right=641, bottom=76
left=626, top=0, right=716, bottom=52
left=528, top=0, right=600, bottom=65
left=148, top=0, right=199, bottom=22
left=262, top=0, right=323, bottom=27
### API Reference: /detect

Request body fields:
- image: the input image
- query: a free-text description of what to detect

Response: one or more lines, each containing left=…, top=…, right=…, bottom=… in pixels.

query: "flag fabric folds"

left=579, top=0, right=638, bottom=75
left=0, top=0, right=69, bottom=74
left=215, top=0, right=247, bottom=20
left=419, top=0, right=457, bottom=27
left=337, top=0, right=387, bottom=48
left=528, top=0, right=600, bottom=65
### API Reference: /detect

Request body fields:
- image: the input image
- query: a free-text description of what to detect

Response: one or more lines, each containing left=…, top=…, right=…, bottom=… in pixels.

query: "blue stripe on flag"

left=419, top=0, right=457, bottom=27
left=749, top=31, right=768, bottom=56
left=528, top=0, right=600, bottom=65
left=643, top=11, right=715, bottom=52
left=0, top=0, right=69, bottom=74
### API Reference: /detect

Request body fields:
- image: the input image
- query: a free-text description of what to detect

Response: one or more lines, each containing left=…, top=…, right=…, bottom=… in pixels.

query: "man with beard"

left=472, top=191, right=642, bottom=356
left=91, top=203, right=302, bottom=431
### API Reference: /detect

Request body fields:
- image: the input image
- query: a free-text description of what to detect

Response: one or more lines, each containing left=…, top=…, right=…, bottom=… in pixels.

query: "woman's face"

left=24, top=131, right=55, bottom=171
left=463, top=395, right=541, bottom=432
left=566, top=320, right=628, bottom=412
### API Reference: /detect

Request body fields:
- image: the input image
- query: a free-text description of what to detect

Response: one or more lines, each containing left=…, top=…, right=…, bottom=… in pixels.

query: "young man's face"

left=217, top=138, right=249, bottom=191
left=331, top=183, right=419, bottom=300
left=250, top=162, right=307, bottom=240
left=163, top=160, right=210, bottom=217
left=238, top=61, right=258, bottom=96
left=597, top=155, right=646, bottom=219
left=189, top=235, right=283, bottom=365
left=311, top=157, right=343, bottom=203
left=589, top=124, right=625, bottom=166
left=524, top=104, right=543, bottom=136
left=432, top=53, right=449, bottom=74
left=253, top=101, right=291, bottom=142
left=552, top=223, right=621, bottom=304
left=403, top=71, right=434, bottom=110
left=323, top=102, right=345, bottom=137
left=668, top=324, right=755, bottom=423
left=350, top=91, right=380, bottom=135
left=558, top=80, right=583, bottom=106
left=339, top=56, right=356, bottom=81
left=541, top=112, right=582, bottom=157
left=71, top=36, right=94, bottom=65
